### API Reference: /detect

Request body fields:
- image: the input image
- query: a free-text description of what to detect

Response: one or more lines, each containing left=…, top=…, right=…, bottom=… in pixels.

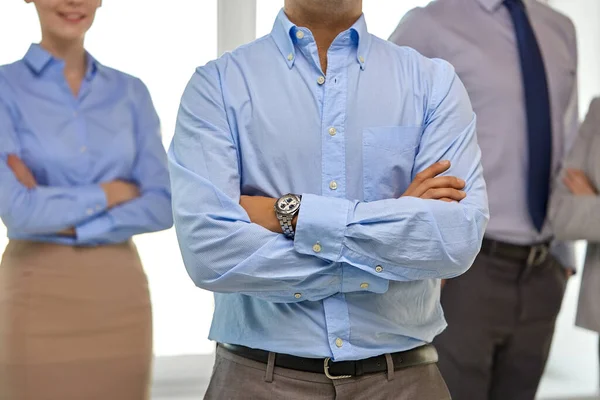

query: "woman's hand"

left=7, top=155, right=140, bottom=208
left=564, top=169, right=597, bottom=196
left=7, top=155, right=76, bottom=236
left=7, top=154, right=37, bottom=189
left=6, top=155, right=139, bottom=235
left=57, top=227, right=76, bottom=237
left=101, top=180, right=141, bottom=208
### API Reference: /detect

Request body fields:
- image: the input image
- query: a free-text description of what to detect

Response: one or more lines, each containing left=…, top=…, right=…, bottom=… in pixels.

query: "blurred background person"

left=390, top=0, right=578, bottom=399
left=0, top=0, right=172, bottom=399
left=550, top=97, right=600, bottom=380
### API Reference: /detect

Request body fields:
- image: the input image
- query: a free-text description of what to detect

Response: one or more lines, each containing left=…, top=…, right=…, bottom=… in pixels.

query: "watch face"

left=276, top=194, right=301, bottom=215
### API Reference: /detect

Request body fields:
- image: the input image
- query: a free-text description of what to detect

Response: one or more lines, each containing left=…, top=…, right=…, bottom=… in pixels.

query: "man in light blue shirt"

left=169, top=0, right=489, bottom=398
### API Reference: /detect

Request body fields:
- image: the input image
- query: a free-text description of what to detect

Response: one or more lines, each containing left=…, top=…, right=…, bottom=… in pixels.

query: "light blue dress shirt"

left=169, top=10, right=489, bottom=361
left=0, top=44, right=172, bottom=246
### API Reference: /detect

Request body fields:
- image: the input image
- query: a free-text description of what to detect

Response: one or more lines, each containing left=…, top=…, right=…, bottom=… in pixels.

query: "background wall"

left=549, top=0, right=600, bottom=117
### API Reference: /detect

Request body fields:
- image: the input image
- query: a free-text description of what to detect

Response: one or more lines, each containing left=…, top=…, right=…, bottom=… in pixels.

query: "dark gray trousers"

left=204, top=345, right=451, bottom=400
left=434, top=250, right=568, bottom=400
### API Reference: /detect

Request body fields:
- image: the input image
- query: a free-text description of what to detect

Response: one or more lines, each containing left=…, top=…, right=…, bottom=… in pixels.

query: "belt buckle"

left=323, top=358, right=352, bottom=380
left=527, top=244, right=548, bottom=267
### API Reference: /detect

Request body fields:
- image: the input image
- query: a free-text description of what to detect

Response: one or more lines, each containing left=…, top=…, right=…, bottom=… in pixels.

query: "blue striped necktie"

left=504, top=0, right=553, bottom=232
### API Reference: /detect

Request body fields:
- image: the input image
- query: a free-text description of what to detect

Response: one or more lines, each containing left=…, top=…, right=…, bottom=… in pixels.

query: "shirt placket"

left=50, top=63, right=88, bottom=183
left=318, top=38, right=353, bottom=360
left=69, top=74, right=92, bottom=181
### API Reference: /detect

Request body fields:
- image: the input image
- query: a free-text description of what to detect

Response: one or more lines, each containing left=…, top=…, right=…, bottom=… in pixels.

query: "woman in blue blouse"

left=0, top=1, right=172, bottom=399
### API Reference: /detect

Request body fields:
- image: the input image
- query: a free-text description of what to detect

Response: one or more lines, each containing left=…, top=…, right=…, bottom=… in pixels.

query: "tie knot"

left=504, top=0, right=524, bottom=8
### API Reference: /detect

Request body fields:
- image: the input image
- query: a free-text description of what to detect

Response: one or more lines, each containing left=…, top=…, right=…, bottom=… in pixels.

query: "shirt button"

left=294, top=293, right=302, bottom=299
left=329, top=181, right=338, bottom=190
left=80, top=146, right=87, bottom=153
left=317, top=76, right=326, bottom=85
left=360, top=283, right=369, bottom=289
left=295, top=31, right=304, bottom=39
left=287, top=53, right=294, bottom=61
left=359, top=56, right=365, bottom=63
left=312, top=243, right=322, bottom=253
left=328, top=127, right=337, bottom=136
left=86, top=208, right=93, bottom=216
left=335, top=338, right=343, bottom=348
left=375, top=265, right=384, bottom=273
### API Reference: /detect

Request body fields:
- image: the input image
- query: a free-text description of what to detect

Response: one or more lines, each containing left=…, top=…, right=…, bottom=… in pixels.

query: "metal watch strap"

left=279, top=214, right=295, bottom=239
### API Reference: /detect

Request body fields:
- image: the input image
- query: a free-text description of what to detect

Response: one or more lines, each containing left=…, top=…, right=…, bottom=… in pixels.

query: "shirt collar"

left=23, top=43, right=99, bottom=81
left=478, top=0, right=533, bottom=12
left=351, top=14, right=371, bottom=70
left=271, top=9, right=371, bottom=70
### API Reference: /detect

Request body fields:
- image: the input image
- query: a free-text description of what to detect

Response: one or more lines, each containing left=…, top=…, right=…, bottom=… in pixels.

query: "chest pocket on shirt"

left=362, top=126, right=422, bottom=202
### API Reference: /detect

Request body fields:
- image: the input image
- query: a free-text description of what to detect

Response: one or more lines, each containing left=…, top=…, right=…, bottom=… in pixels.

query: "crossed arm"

left=0, top=78, right=173, bottom=244
left=169, top=61, right=489, bottom=304
left=550, top=100, right=600, bottom=242
left=5, top=154, right=140, bottom=237
left=239, top=161, right=471, bottom=291
left=240, top=161, right=468, bottom=234
left=2, top=150, right=172, bottom=245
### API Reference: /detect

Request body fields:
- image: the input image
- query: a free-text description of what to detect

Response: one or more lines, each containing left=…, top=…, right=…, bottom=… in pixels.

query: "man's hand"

left=240, top=195, right=282, bottom=233
left=564, top=169, right=597, bottom=196
left=101, top=180, right=141, bottom=209
left=565, top=268, right=575, bottom=279
left=7, top=154, right=37, bottom=189
left=402, top=160, right=466, bottom=202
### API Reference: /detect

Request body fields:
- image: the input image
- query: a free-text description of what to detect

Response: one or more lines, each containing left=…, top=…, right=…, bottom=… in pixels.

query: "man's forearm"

left=294, top=192, right=487, bottom=281
left=241, top=161, right=467, bottom=235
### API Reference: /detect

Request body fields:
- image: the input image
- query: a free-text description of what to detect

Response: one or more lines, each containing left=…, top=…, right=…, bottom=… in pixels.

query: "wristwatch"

left=274, top=193, right=302, bottom=239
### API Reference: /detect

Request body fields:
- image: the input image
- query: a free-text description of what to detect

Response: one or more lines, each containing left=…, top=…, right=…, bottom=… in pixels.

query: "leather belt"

left=481, top=238, right=551, bottom=266
left=219, top=343, right=439, bottom=380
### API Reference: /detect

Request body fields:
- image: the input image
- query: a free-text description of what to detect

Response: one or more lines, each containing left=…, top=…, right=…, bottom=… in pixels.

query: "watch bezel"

left=275, top=193, right=302, bottom=217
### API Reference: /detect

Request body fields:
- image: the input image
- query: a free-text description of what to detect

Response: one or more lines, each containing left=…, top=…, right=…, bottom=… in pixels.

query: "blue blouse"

left=0, top=44, right=172, bottom=245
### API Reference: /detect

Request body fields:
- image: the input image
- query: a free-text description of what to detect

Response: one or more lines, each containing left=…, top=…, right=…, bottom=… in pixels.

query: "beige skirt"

left=0, top=240, right=152, bottom=400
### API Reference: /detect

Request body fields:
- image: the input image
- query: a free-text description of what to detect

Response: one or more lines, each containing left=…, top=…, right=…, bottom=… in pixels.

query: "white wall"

left=549, top=0, right=600, bottom=115
left=218, top=0, right=256, bottom=55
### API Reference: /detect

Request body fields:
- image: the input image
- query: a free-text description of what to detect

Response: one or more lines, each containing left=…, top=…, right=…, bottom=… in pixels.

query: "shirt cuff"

left=293, top=193, right=350, bottom=262
left=77, top=185, right=108, bottom=219
left=75, top=213, right=114, bottom=244
left=341, top=264, right=389, bottom=294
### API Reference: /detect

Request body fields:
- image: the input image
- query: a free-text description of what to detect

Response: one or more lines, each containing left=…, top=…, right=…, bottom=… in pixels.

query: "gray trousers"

left=434, top=250, right=568, bottom=400
left=204, top=345, right=451, bottom=400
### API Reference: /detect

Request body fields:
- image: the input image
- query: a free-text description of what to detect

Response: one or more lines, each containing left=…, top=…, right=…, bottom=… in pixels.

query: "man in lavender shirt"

left=390, top=0, right=578, bottom=399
